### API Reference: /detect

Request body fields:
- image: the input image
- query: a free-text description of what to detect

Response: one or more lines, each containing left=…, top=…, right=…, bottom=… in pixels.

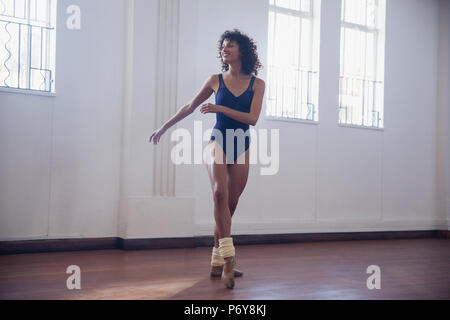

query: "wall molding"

left=153, top=0, right=180, bottom=197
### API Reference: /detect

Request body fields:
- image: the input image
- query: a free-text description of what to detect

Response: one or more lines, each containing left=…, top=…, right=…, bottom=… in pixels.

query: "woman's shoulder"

left=206, top=74, right=221, bottom=95
left=252, top=74, right=264, bottom=81
left=208, top=73, right=221, bottom=83
left=253, top=76, right=265, bottom=89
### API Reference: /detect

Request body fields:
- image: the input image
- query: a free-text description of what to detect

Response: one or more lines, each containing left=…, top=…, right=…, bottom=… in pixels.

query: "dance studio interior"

left=0, top=0, right=449, bottom=303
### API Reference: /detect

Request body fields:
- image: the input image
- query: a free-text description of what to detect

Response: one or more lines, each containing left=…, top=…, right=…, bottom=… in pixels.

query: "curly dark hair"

left=217, top=29, right=263, bottom=76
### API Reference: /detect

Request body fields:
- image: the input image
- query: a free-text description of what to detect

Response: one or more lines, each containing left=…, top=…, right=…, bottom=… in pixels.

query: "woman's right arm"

left=149, top=75, right=215, bottom=145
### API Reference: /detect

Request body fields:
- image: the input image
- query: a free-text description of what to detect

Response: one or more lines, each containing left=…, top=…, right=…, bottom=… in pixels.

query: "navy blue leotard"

left=210, top=73, right=256, bottom=164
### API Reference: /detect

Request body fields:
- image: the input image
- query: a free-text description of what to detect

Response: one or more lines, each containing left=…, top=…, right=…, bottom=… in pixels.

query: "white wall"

left=193, top=0, right=446, bottom=236
left=0, top=0, right=125, bottom=240
left=0, top=0, right=447, bottom=241
left=437, top=0, right=450, bottom=231
left=447, top=0, right=450, bottom=231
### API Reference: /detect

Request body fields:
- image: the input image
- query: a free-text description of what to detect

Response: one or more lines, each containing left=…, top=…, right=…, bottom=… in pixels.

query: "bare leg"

left=213, top=148, right=250, bottom=250
left=214, top=148, right=250, bottom=276
left=206, top=142, right=232, bottom=242
left=213, top=197, right=239, bottom=248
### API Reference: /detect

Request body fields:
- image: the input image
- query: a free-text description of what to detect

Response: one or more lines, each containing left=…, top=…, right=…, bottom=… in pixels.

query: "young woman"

left=149, top=29, right=265, bottom=289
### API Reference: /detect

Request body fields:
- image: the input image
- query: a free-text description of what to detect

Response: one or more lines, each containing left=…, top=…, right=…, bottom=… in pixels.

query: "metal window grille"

left=339, top=0, right=385, bottom=129
left=0, top=0, right=57, bottom=94
left=266, top=0, right=318, bottom=121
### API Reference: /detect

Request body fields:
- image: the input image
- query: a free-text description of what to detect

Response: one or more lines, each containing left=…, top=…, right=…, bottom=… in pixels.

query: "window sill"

left=263, top=116, right=385, bottom=131
left=338, top=123, right=384, bottom=131
left=264, top=115, right=319, bottom=125
left=0, top=87, right=56, bottom=97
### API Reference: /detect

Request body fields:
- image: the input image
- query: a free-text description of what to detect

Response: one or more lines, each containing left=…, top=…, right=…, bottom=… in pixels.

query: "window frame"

left=0, top=0, right=57, bottom=97
left=265, top=0, right=319, bottom=123
left=338, top=0, right=385, bottom=130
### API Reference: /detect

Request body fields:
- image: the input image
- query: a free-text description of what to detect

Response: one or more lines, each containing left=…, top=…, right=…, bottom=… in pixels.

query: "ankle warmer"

left=211, top=247, right=225, bottom=267
left=218, top=237, right=235, bottom=259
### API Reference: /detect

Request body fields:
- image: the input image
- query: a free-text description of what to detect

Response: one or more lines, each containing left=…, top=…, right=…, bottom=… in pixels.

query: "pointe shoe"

left=221, top=257, right=236, bottom=289
left=210, top=266, right=243, bottom=278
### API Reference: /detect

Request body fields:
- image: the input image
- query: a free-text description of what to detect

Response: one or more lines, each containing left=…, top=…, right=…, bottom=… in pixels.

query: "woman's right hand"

left=149, top=127, right=166, bottom=145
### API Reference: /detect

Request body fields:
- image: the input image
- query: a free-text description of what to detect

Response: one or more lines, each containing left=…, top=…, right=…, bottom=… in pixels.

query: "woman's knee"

left=213, top=184, right=228, bottom=205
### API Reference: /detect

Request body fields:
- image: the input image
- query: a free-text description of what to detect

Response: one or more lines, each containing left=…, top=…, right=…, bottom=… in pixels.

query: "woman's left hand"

left=200, top=103, right=222, bottom=114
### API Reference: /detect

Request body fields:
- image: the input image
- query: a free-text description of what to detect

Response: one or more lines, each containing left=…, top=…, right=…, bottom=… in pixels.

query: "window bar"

left=372, top=4, right=379, bottom=128
left=368, top=82, right=371, bottom=126
left=305, top=70, right=309, bottom=120
left=38, top=26, right=47, bottom=91
left=313, top=72, right=317, bottom=120
left=309, top=0, right=313, bottom=66
left=277, top=66, right=280, bottom=117
left=344, top=105, right=348, bottom=125
left=276, top=71, right=278, bottom=115
left=307, top=70, right=311, bottom=118
left=341, top=26, right=346, bottom=118
left=26, top=0, right=31, bottom=90
left=338, top=77, right=341, bottom=123
left=344, top=103, right=350, bottom=124
left=310, top=29, right=314, bottom=120
left=370, top=81, right=375, bottom=127
left=273, top=9, right=278, bottom=117
left=307, top=70, right=311, bottom=120
left=294, top=67, right=298, bottom=118
left=372, top=81, right=376, bottom=126
left=297, top=13, right=303, bottom=119
left=304, top=70, right=307, bottom=119
left=362, top=27, right=368, bottom=126
left=305, top=70, right=311, bottom=120
left=3, top=21, right=12, bottom=87
left=361, top=79, right=365, bottom=126
left=345, top=80, right=349, bottom=123
left=353, top=77, right=356, bottom=124
left=342, top=103, right=348, bottom=124
left=46, top=0, right=50, bottom=88
left=282, top=66, right=285, bottom=117
left=274, top=66, right=277, bottom=117
left=349, top=100, right=352, bottom=124
left=310, top=71, right=314, bottom=120
left=274, top=67, right=277, bottom=117
left=368, top=81, right=372, bottom=126
left=340, top=77, right=344, bottom=124
left=364, top=0, right=368, bottom=26
left=18, top=22, right=21, bottom=86
left=298, top=69, right=302, bottom=119
left=28, top=24, right=31, bottom=89
left=39, top=26, right=42, bottom=89
left=351, top=77, right=354, bottom=97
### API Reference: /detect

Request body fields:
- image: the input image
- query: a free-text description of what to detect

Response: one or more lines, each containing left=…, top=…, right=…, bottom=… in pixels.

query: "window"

left=339, top=0, right=386, bottom=129
left=0, top=0, right=57, bottom=94
left=266, top=0, right=320, bottom=122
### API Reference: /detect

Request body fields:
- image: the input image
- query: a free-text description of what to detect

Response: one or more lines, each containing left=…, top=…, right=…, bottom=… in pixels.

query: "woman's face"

left=221, top=39, right=241, bottom=64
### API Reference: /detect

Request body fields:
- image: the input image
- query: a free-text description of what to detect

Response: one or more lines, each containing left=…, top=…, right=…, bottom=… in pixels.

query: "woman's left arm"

left=200, top=79, right=266, bottom=126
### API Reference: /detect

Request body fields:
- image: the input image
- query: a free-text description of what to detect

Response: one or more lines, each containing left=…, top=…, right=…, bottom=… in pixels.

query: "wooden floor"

left=0, top=238, right=449, bottom=300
